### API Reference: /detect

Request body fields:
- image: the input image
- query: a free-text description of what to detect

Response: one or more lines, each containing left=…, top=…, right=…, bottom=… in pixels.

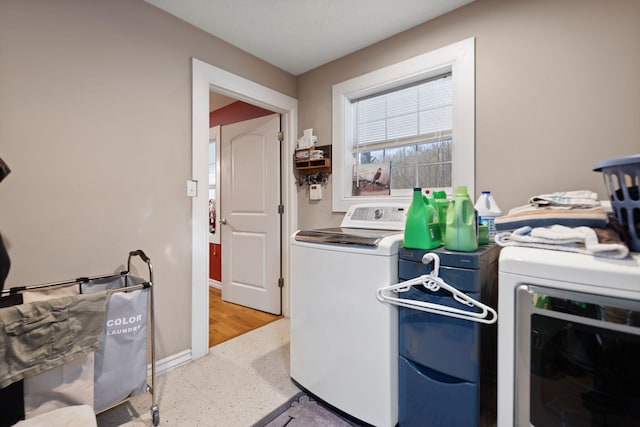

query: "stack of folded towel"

left=495, top=225, right=629, bottom=259
left=494, top=190, right=629, bottom=259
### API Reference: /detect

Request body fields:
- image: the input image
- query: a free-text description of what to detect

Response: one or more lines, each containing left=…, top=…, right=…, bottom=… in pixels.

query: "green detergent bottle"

left=404, top=188, right=441, bottom=250
left=444, top=185, right=478, bottom=252
left=424, top=189, right=442, bottom=243
left=432, top=190, right=449, bottom=241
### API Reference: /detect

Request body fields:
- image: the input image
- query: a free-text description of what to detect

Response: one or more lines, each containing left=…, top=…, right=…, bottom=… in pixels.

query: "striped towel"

left=495, top=204, right=609, bottom=231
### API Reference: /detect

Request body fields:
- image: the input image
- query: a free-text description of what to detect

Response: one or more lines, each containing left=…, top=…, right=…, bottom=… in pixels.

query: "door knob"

left=220, top=218, right=227, bottom=225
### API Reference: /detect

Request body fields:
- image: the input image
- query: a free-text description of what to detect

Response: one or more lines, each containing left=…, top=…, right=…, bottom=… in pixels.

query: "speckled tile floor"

left=96, top=318, right=300, bottom=426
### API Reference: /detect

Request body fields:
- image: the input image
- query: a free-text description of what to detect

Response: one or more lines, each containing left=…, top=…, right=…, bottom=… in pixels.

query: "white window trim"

left=332, top=37, right=475, bottom=212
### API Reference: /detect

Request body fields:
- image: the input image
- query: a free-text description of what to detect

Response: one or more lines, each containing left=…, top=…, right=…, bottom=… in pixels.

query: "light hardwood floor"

left=209, top=286, right=282, bottom=347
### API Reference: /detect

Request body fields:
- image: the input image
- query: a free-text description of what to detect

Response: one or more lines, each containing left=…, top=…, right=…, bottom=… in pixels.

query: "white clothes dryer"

left=497, top=246, right=640, bottom=427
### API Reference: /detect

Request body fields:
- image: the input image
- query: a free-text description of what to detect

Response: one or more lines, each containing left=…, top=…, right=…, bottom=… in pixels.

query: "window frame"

left=331, top=37, right=475, bottom=212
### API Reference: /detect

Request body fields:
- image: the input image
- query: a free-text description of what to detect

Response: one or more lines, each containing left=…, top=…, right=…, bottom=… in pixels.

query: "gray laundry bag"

left=82, top=276, right=149, bottom=413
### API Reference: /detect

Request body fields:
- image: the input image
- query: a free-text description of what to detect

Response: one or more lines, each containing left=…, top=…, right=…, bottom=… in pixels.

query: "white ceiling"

left=144, top=0, right=474, bottom=76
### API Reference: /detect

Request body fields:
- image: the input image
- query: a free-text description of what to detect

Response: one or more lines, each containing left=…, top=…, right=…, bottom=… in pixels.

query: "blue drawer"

left=398, top=260, right=483, bottom=292
left=399, top=355, right=479, bottom=427
left=398, top=287, right=483, bottom=382
left=399, top=244, right=500, bottom=270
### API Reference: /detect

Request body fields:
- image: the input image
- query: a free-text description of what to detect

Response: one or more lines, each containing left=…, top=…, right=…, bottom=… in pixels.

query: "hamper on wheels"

left=0, top=250, right=159, bottom=426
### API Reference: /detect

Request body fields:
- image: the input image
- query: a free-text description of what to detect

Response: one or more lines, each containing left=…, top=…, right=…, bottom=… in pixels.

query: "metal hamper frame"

left=0, top=249, right=159, bottom=425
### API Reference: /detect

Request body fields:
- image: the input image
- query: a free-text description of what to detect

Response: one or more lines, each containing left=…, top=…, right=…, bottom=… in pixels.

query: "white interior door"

left=220, top=114, right=281, bottom=314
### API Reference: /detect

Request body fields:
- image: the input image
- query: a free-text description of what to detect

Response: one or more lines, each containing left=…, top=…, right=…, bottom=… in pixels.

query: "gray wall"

left=296, top=0, right=640, bottom=229
left=0, top=0, right=295, bottom=359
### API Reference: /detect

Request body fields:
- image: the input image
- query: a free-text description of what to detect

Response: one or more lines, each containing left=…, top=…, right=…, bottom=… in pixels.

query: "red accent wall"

left=210, top=101, right=273, bottom=127
left=209, top=243, right=221, bottom=282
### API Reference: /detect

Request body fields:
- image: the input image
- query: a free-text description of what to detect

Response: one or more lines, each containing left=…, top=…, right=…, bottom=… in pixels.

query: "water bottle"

left=432, top=190, right=449, bottom=241
left=474, top=191, right=502, bottom=242
left=404, top=188, right=441, bottom=250
left=444, top=185, right=478, bottom=252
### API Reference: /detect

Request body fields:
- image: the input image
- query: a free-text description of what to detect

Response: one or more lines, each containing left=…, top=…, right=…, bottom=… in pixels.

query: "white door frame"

left=191, top=58, right=298, bottom=359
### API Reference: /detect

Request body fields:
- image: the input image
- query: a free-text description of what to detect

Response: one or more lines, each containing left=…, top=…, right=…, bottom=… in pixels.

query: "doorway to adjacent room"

left=192, top=58, right=297, bottom=359
left=207, top=95, right=283, bottom=347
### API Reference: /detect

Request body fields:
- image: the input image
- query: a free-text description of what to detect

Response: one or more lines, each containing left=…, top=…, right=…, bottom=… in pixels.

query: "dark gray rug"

left=253, top=392, right=366, bottom=427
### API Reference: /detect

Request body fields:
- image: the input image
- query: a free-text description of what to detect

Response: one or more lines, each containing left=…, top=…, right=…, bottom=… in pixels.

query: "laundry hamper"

left=80, top=274, right=150, bottom=414
left=0, top=250, right=159, bottom=426
left=593, top=154, right=640, bottom=252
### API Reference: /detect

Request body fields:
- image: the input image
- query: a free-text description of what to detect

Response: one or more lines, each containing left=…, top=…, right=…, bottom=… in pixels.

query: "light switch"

left=310, top=184, right=322, bottom=200
left=187, top=180, right=198, bottom=197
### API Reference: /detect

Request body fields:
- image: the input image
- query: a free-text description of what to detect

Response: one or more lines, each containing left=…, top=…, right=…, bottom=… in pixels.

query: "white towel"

left=528, top=190, right=600, bottom=208
left=495, top=225, right=629, bottom=259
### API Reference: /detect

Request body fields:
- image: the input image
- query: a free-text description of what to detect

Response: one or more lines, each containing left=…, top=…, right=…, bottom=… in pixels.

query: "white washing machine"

left=290, top=203, right=407, bottom=427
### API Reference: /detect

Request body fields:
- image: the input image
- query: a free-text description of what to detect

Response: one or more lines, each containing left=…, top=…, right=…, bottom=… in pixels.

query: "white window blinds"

left=354, top=73, right=452, bottom=149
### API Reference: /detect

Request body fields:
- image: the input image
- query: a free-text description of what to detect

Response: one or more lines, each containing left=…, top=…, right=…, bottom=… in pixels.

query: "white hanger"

left=376, top=253, right=498, bottom=324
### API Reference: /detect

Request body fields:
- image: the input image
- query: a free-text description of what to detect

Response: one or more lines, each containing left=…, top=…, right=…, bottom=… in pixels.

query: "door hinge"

left=278, top=204, right=284, bottom=214
left=277, top=131, right=284, bottom=142
left=278, top=277, right=284, bottom=288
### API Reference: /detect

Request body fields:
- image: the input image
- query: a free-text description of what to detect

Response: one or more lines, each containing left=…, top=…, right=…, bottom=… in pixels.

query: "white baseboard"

left=147, top=349, right=192, bottom=377
left=209, top=279, right=221, bottom=289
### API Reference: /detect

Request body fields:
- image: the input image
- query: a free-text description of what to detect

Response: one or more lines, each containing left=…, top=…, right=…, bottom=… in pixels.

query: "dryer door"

left=515, top=285, right=640, bottom=427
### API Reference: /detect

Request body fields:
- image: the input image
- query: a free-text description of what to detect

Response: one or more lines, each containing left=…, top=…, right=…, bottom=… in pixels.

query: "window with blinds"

left=331, top=37, right=474, bottom=212
left=352, top=73, right=452, bottom=194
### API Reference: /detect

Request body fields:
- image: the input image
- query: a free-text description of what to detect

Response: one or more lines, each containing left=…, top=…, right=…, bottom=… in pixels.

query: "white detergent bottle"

left=474, top=191, right=502, bottom=242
